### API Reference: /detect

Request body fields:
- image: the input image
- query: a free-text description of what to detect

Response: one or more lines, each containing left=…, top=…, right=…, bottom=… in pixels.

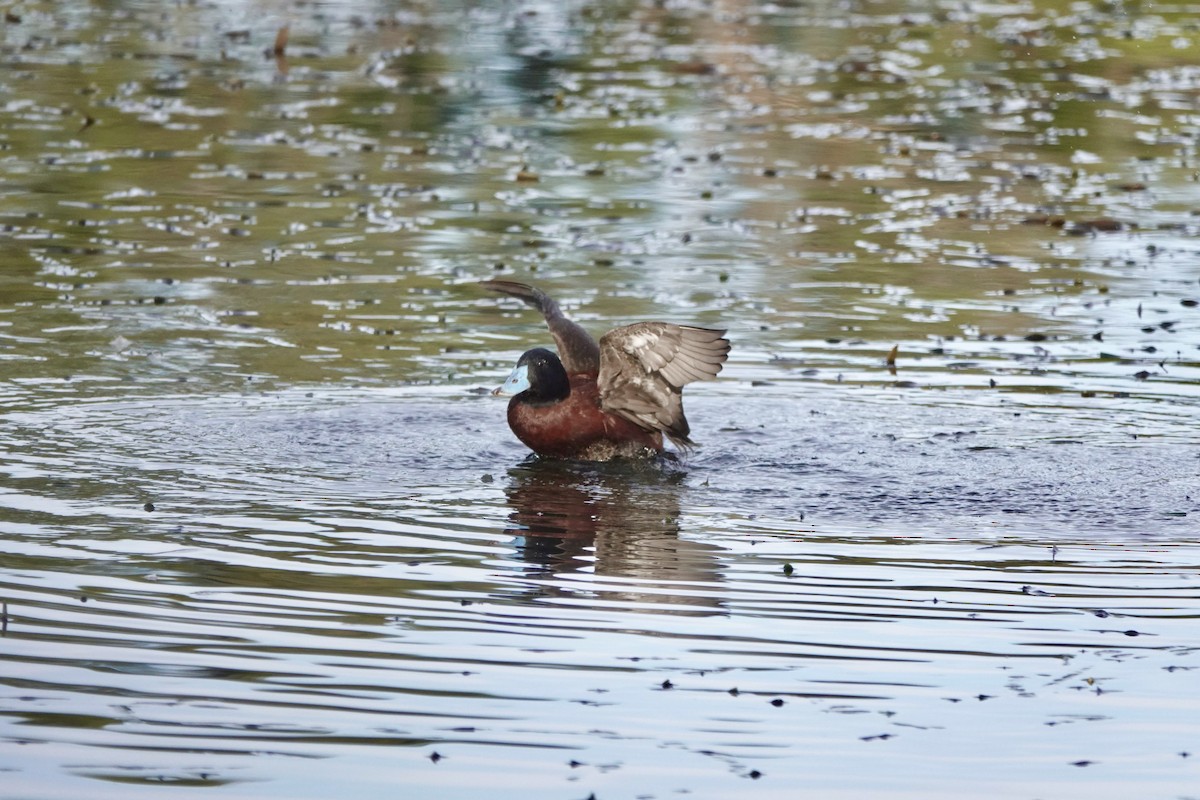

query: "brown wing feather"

left=480, top=280, right=600, bottom=376
left=597, top=322, right=730, bottom=449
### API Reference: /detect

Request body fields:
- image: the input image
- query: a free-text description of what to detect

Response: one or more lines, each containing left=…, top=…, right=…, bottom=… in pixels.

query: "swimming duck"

left=482, top=280, right=730, bottom=460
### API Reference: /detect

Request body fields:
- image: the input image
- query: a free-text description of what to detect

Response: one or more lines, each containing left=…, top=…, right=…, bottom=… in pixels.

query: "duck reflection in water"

left=502, top=459, right=723, bottom=615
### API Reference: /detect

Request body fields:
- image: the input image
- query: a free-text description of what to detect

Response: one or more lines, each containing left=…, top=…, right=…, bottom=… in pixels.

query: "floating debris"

left=272, top=25, right=290, bottom=57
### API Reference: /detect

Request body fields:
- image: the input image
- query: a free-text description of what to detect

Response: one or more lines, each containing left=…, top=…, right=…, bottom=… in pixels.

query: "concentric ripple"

left=1, top=388, right=1197, bottom=799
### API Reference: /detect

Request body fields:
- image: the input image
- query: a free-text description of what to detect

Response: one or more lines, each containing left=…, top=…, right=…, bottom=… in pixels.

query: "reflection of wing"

left=598, top=323, right=730, bottom=448
left=480, top=280, right=600, bottom=376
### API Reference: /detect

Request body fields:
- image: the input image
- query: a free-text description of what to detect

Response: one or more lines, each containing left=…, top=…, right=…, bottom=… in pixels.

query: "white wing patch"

left=622, top=331, right=658, bottom=356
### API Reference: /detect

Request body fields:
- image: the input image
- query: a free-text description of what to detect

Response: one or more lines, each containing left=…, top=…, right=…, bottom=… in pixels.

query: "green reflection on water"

left=0, top=0, right=1195, bottom=398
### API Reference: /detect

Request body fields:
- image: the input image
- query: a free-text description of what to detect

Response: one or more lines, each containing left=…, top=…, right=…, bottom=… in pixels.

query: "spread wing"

left=598, top=323, right=730, bottom=448
left=480, top=280, right=600, bottom=376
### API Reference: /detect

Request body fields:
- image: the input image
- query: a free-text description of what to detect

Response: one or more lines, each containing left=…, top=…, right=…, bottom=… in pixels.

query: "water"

left=2, top=1, right=1199, bottom=798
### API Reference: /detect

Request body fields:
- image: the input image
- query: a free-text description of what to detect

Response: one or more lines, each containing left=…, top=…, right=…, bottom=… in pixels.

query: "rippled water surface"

left=2, top=1, right=1199, bottom=798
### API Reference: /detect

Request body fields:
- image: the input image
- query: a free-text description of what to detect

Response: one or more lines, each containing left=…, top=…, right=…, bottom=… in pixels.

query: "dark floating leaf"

left=770, top=698, right=785, bottom=707
left=782, top=562, right=794, bottom=575
left=1066, top=218, right=1125, bottom=235
left=673, top=60, right=716, bottom=75
left=1070, top=760, right=1094, bottom=767
left=1022, top=215, right=1065, bottom=227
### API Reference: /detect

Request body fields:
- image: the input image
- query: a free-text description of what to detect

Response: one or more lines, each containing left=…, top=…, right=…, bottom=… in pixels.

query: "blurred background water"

left=1, top=1, right=1198, bottom=798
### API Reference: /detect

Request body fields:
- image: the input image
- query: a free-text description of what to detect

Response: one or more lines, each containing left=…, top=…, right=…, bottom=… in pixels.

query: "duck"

left=482, top=280, right=730, bottom=460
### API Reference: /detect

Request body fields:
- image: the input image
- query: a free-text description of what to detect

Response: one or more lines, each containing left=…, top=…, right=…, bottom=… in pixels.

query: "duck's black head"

left=495, top=347, right=569, bottom=405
